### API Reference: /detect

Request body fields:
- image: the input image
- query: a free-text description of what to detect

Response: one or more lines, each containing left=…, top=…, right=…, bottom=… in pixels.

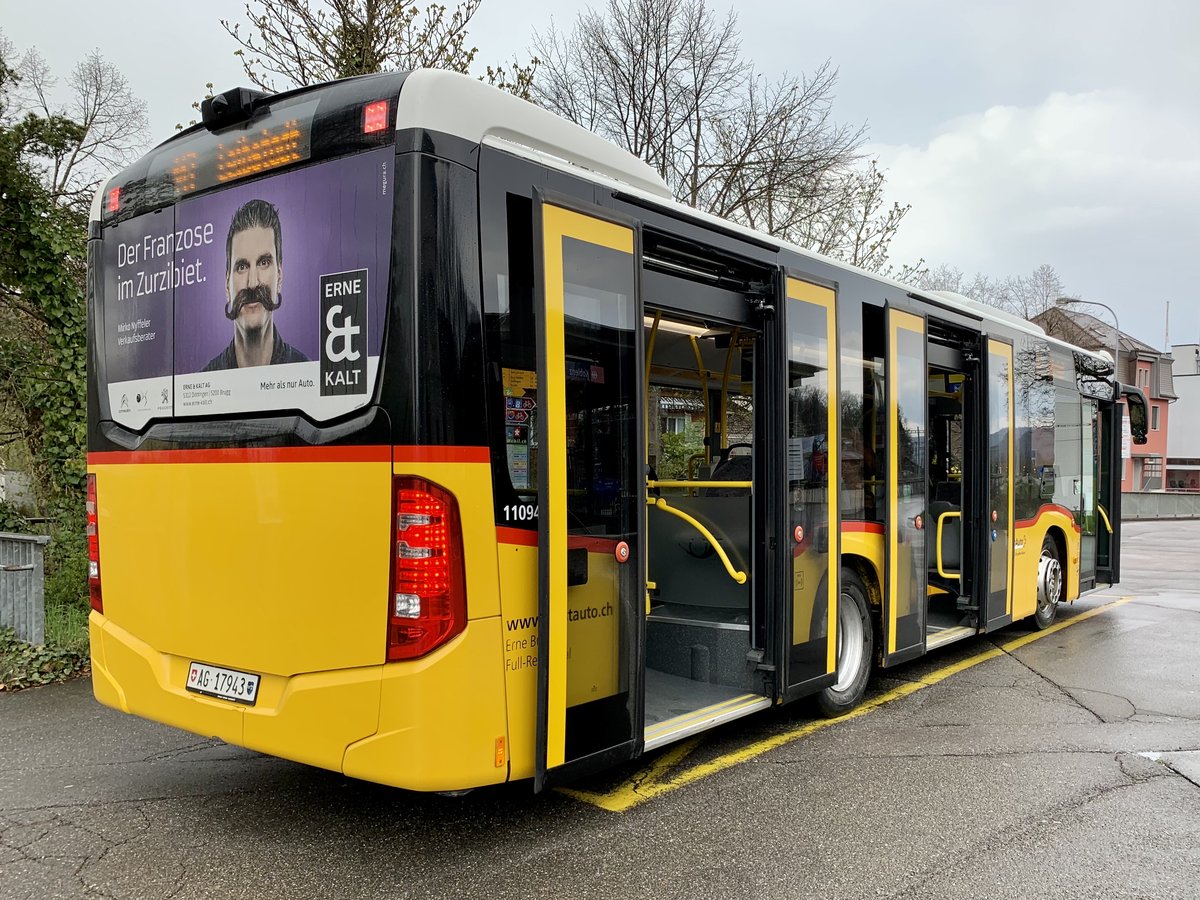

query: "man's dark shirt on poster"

left=201, top=330, right=309, bottom=372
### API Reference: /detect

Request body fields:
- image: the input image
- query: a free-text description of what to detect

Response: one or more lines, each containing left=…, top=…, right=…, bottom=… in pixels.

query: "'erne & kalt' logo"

left=319, top=268, right=368, bottom=396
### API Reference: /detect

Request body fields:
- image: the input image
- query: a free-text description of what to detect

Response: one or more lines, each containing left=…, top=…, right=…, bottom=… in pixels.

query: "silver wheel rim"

left=1038, top=549, right=1062, bottom=615
left=833, top=591, right=864, bottom=692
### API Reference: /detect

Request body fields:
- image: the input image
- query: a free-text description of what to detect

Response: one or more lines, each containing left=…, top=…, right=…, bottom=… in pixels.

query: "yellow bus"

left=86, top=70, right=1149, bottom=792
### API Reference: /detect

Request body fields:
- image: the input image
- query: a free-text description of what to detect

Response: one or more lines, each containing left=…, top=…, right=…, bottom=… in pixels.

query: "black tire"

left=1033, top=533, right=1063, bottom=630
left=816, top=567, right=874, bottom=717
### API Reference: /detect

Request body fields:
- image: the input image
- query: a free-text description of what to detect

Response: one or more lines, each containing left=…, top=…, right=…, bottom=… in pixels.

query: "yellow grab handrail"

left=719, top=327, right=741, bottom=452
left=936, top=510, right=961, bottom=580
left=647, top=496, right=748, bottom=585
left=647, top=480, right=752, bottom=490
left=1097, top=502, right=1113, bottom=535
left=644, top=311, right=661, bottom=464
left=685, top=452, right=707, bottom=483
left=689, top=335, right=711, bottom=464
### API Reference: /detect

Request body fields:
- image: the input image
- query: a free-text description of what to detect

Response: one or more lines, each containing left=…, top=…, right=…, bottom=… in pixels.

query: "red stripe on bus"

left=569, top=535, right=621, bottom=553
left=87, top=446, right=390, bottom=465
left=497, top=527, right=537, bottom=546
left=1015, top=503, right=1082, bottom=533
left=393, top=445, right=489, bottom=464
left=841, top=521, right=885, bottom=535
left=495, top=528, right=620, bottom=554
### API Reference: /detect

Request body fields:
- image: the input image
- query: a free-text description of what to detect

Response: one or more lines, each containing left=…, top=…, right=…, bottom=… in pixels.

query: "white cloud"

left=872, top=90, right=1200, bottom=343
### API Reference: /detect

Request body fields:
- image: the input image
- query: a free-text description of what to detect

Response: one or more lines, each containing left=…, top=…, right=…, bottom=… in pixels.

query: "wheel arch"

left=842, top=553, right=882, bottom=610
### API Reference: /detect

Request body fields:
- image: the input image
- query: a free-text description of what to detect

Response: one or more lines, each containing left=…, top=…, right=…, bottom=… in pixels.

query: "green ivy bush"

left=0, top=626, right=88, bottom=691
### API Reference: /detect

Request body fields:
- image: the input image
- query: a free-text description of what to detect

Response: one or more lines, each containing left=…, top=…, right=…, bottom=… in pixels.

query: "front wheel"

left=816, top=568, right=874, bottom=717
left=1033, top=534, right=1063, bottom=630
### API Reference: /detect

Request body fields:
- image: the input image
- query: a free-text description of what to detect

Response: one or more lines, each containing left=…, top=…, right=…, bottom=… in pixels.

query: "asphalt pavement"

left=2, top=519, right=1198, bottom=899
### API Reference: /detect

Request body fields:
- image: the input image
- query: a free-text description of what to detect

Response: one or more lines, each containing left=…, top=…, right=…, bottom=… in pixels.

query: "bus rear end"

left=86, top=74, right=507, bottom=791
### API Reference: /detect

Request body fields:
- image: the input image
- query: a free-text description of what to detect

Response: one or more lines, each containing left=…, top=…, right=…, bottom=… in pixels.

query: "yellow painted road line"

left=562, top=596, right=1135, bottom=813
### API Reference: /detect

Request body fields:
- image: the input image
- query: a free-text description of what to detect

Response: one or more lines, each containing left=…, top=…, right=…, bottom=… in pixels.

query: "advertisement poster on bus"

left=101, top=146, right=393, bottom=428
left=101, top=211, right=177, bottom=426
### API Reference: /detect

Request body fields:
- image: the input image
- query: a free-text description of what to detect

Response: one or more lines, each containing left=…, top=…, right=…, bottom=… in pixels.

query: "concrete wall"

left=1123, top=491, right=1200, bottom=520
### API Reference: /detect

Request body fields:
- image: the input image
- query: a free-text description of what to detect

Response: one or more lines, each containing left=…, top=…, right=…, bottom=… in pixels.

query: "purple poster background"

left=101, top=211, right=176, bottom=385
left=173, top=146, right=393, bottom=373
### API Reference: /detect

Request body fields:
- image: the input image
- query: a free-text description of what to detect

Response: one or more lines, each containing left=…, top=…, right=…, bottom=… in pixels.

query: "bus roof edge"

left=396, top=68, right=673, bottom=200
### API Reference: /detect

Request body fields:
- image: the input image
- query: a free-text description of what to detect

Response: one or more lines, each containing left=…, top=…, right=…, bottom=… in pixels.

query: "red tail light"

left=86, top=474, right=103, bottom=613
left=387, top=477, right=466, bottom=660
left=363, top=99, right=390, bottom=134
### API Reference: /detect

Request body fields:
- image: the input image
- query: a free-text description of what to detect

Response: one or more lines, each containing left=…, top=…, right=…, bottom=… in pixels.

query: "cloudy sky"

left=6, top=0, right=1198, bottom=348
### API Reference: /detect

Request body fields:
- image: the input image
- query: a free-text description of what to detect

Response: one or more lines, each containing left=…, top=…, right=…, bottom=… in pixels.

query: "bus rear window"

left=97, top=146, right=393, bottom=428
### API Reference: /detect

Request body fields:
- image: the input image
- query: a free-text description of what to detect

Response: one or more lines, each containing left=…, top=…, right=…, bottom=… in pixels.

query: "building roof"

left=1032, top=306, right=1162, bottom=356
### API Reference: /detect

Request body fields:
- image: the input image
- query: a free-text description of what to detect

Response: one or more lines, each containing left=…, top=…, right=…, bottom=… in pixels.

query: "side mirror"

left=1120, top=384, right=1149, bottom=445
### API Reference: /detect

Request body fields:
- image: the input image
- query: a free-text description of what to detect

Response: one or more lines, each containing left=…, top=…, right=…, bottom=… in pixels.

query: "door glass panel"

left=1079, top=400, right=1099, bottom=579
left=537, top=204, right=640, bottom=780
left=786, top=284, right=837, bottom=687
left=888, top=312, right=926, bottom=657
left=987, top=342, right=1013, bottom=620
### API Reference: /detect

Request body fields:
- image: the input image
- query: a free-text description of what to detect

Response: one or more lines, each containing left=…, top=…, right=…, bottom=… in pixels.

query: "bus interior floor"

left=643, top=667, right=761, bottom=726
left=926, top=591, right=975, bottom=632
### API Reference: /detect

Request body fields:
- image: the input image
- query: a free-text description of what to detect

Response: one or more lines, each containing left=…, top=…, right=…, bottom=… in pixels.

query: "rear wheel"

left=1033, top=534, right=1063, bottom=630
left=816, top=568, right=874, bottom=717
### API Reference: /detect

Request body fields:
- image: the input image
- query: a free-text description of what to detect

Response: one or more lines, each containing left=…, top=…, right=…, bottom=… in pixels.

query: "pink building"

left=1033, top=306, right=1176, bottom=491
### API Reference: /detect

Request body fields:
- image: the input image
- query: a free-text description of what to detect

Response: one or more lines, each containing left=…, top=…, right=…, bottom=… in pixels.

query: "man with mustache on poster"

left=202, top=199, right=309, bottom=371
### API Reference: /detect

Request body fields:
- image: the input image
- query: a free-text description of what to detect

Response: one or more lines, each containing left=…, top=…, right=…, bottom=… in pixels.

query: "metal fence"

left=1123, top=491, right=1200, bottom=520
left=0, top=532, right=50, bottom=644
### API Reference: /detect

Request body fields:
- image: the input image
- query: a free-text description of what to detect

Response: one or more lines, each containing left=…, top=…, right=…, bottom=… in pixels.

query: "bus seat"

left=934, top=481, right=960, bottom=503
left=704, top=454, right=752, bottom=497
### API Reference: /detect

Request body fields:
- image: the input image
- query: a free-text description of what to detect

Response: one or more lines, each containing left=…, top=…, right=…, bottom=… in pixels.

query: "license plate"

left=186, top=661, right=260, bottom=705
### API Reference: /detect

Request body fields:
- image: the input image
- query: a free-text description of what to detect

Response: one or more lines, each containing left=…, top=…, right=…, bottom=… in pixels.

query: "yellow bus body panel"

left=89, top=459, right=391, bottom=675
left=496, top=541, right=621, bottom=782
left=1013, top=507, right=1081, bottom=620
left=90, top=610, right=381, bottom=768
left=88, top=453, right=514, bottom=790
left=342, top=618, right=509, bottom=792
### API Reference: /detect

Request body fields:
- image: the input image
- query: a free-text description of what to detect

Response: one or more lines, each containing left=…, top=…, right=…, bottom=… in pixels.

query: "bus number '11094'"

left=503, top=504, right=538, bottom=522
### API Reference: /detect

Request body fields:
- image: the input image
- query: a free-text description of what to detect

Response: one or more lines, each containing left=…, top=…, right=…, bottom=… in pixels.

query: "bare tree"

left=915, top=262, right=1074, bottom=322
left=532, top=0, right=911, bottom=273
left=916, top=264, right=997, bottom=304
left=993, top=263, right=1068, bottom=319
left=222, top=0, right=535, bottom=97
left=15, top=48, right=148, bottom=210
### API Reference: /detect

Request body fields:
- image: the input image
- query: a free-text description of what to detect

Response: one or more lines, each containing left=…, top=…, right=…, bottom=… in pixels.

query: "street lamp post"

left=1055, top=297, right=1121, bottom=387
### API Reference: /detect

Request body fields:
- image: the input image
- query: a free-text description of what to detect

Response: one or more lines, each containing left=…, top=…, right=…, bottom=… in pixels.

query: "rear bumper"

left=90, top=611, right=509, bottom=792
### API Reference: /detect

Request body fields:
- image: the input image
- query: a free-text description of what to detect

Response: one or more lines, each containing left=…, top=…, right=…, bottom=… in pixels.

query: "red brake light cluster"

left=363, top=100, right=390, bottom=135
left=388, top=477, right=466, bottom=660
left=107, top=187, right=120, bottom=213
left=86, top=474, right=103, bottom=613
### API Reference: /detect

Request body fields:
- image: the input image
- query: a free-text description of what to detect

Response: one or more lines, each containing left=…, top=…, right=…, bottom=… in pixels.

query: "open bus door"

left=883, top=307, right=928, bottom=665
left=1095, top=396, right=1121, bottom=585
left=1096, top=384, right=1149, bottom=585
left=532, top=195, right=645, bottom=791
left=982, top=339, right=1016, bottom=628
left=781, top=278, right=841, bottom=697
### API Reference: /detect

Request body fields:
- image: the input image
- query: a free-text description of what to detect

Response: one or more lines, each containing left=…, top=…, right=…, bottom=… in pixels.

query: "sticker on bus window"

left=100, top=146, right=393, bottom=427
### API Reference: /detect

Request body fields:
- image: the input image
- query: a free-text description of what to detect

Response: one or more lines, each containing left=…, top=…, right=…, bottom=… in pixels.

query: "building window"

left=1142, top=456, right=1163, bottom=491
left=1152, top=405, right=1160, bottom=431
left=663, top=415, right=687, bottom=435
